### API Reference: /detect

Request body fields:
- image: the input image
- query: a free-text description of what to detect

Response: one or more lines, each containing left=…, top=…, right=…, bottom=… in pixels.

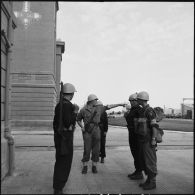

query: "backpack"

left=153, top=107, right=165, bottom=122
left=136, top=106, right=164, bottom=143
left=152, top=107, right=164, bottom=143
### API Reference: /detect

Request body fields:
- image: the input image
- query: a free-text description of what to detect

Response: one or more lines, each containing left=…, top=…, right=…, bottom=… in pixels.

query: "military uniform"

left=77, top=104, right=101, bottom=163
left=77, top=104, right=110, bottom=162
left=124, top=104, right=143, bottom=178
left=53, top=99, right=77, bottom=191
left=136, top=104, right=158, bottom=189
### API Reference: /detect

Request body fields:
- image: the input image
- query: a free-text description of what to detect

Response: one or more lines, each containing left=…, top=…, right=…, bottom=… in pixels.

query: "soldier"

left=124, top=93, right=143, bottom=180
left=77, top=94, right=126, bottom=174
left=96, top=101, right=108, bottom=163
left=53, top=83, right=78, bottom=194
left=136, top=91, right=158, bottom=190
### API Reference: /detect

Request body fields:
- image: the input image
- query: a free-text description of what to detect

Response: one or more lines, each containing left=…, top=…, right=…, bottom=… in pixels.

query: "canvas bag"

left=135, top=107, right=164, bottom=142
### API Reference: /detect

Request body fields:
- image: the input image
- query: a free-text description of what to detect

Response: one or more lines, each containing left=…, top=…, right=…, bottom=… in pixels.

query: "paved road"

left=12, top=125, right=193, bottom=149
left=1, top=126, right=194, bottom=194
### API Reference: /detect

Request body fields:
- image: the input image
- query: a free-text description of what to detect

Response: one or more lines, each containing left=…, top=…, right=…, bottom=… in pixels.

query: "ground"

left=1, top=125, right=194, bottom=194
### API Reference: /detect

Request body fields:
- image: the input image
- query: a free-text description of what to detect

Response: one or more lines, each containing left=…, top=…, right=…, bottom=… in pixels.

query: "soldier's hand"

left=73, top=104, right=79, bottom=113
left=123, top=103, right=128, bottom=107
left=151, top=139, right=156, bottom=147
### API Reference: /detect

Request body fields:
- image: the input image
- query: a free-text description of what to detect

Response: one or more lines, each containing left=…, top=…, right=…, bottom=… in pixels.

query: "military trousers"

left=82, top=127, right=101, bottom=162
left=139, top=140, right=157, bottom=177
left=53, top=132, right=73, bottom=190
left=128, top=130, right=142, bottom=172
left=81, top=132, right=86, bottom=162
left=100, top=130, right=106, bottom=158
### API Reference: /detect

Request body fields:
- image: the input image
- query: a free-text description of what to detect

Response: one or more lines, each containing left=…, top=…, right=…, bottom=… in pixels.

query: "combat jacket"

left=136, top=104, right=157, bottom=142
left=77, top=104, right=110, bottom=132
left=77, top=104, right=96, bottom=124
left=124, top=105, right=141, bottom=132
left=53, top=99, right=77, bottom=134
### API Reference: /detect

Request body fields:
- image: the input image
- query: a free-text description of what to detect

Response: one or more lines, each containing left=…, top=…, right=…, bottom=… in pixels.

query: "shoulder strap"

left=143, top=106, right=150, bottom=117
left=89, top=110, right=97, bottom=123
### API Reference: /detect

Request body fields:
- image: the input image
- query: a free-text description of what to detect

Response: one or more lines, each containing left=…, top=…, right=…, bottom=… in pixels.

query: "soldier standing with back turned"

left=53, top=83, right=79, bottom=194
left=77, top=94, right=126, bottom=174
left=124, top=93, right=143, bottom=180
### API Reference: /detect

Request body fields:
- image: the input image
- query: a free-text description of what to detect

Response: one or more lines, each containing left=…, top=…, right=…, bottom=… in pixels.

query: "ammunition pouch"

left=135, top=118, right=148, bottom=136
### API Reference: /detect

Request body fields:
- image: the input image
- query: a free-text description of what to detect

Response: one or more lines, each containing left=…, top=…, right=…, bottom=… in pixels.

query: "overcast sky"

left=56, top=2, right=194, bottom=110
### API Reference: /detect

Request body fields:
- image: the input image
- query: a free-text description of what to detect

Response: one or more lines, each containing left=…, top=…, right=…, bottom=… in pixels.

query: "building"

left=10, top=2, right=64, bottom=129
left=1, top=1, right=17, bottom=180
left=181, top=103, right=194, bottom=119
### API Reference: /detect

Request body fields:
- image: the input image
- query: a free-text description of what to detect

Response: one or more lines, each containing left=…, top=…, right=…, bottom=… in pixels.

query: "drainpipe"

left=2, top=17, right=15, bottom=176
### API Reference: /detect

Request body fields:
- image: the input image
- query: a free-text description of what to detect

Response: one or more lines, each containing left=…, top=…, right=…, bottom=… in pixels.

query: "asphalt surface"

left=1, top=125, right=194, bottom=194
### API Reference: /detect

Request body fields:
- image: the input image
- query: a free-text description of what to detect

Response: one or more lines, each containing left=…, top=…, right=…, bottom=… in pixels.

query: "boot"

left=53, top=189, right=63, bottom=194
left=139, top=176, right=150, bottom=187
left=100, top=157, right=104, bottom=163
left=129, top=171, right=143, bottom=180
left=92, top=165, right=98, bottom=173
left=143, top=176, right=156, bottom=190
left=128, top=170, right=138, bottom=178
left=82, top=166, right=88, bottom=174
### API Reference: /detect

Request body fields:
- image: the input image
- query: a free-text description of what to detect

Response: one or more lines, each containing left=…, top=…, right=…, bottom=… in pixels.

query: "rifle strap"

left=88, top=110, right=97, bottom=124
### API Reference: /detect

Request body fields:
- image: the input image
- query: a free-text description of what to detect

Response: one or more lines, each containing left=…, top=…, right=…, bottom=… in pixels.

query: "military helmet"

left=96, top=100, right=103, bottom=106
left=137, top=91, right=149, bottom=101
left=129, top=93, right=138, bottom=101
left=63, top=83, right=76, bottom=93
left=87, top=94, right=98, bottom=102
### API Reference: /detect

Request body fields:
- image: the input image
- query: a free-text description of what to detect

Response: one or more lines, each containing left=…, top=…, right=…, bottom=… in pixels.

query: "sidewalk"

left=1, top=126, right=194, bottom=194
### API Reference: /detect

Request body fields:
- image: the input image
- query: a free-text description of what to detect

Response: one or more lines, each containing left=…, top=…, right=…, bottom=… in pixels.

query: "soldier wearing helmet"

left=77, top=95, right=126, bottom=174
left=53, top=83, right=78, bottom=194
left=124, top=93, right=143, bottom=180
left=136, top=91, right=158, bottom=190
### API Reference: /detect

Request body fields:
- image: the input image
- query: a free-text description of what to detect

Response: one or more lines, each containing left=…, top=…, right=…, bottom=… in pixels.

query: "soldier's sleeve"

left=145, top=107, right=158, bottom=128
left=76, top=108, right=83, bottom=122
left=102, top=105, right=108, bottom=112
left=63, top=102, right=75, bottom=128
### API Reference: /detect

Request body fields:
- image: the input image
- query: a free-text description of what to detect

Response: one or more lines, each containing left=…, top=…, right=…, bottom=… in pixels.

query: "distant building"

left=181, top=103, right=194, bottom=119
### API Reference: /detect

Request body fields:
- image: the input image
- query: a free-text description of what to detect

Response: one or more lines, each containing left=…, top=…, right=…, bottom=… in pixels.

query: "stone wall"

left=1, top=1, right=17, bottom=180
left=10, top=2, right=59, bottom=129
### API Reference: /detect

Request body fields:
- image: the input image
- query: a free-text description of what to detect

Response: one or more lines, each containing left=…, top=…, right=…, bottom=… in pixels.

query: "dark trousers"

left=53, top=133, right=73, bottom=190
left=128, top=130, right=142, bottom=172
left=100, top=131, right=106, bottom=158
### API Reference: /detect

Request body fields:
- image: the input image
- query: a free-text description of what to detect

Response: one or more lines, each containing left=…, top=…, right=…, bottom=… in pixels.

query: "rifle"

left=58, top=82, right=69, bottom=155
left=58, top=82, right=64, bottom=134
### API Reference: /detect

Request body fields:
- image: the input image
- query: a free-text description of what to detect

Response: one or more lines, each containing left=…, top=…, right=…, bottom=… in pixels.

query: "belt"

left=63, top=125, right=74, bottom=132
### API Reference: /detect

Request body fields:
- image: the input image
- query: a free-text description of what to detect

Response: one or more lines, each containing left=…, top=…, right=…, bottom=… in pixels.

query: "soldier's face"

left=130, top=100, right=137, bottom=106
left=137, top=99, right=143, bottom=106
left=63, top=93, right=74, bottom=101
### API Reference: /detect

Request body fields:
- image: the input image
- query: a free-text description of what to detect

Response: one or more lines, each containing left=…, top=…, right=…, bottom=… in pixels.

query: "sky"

left=56, top=2, right=194, bottom=110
